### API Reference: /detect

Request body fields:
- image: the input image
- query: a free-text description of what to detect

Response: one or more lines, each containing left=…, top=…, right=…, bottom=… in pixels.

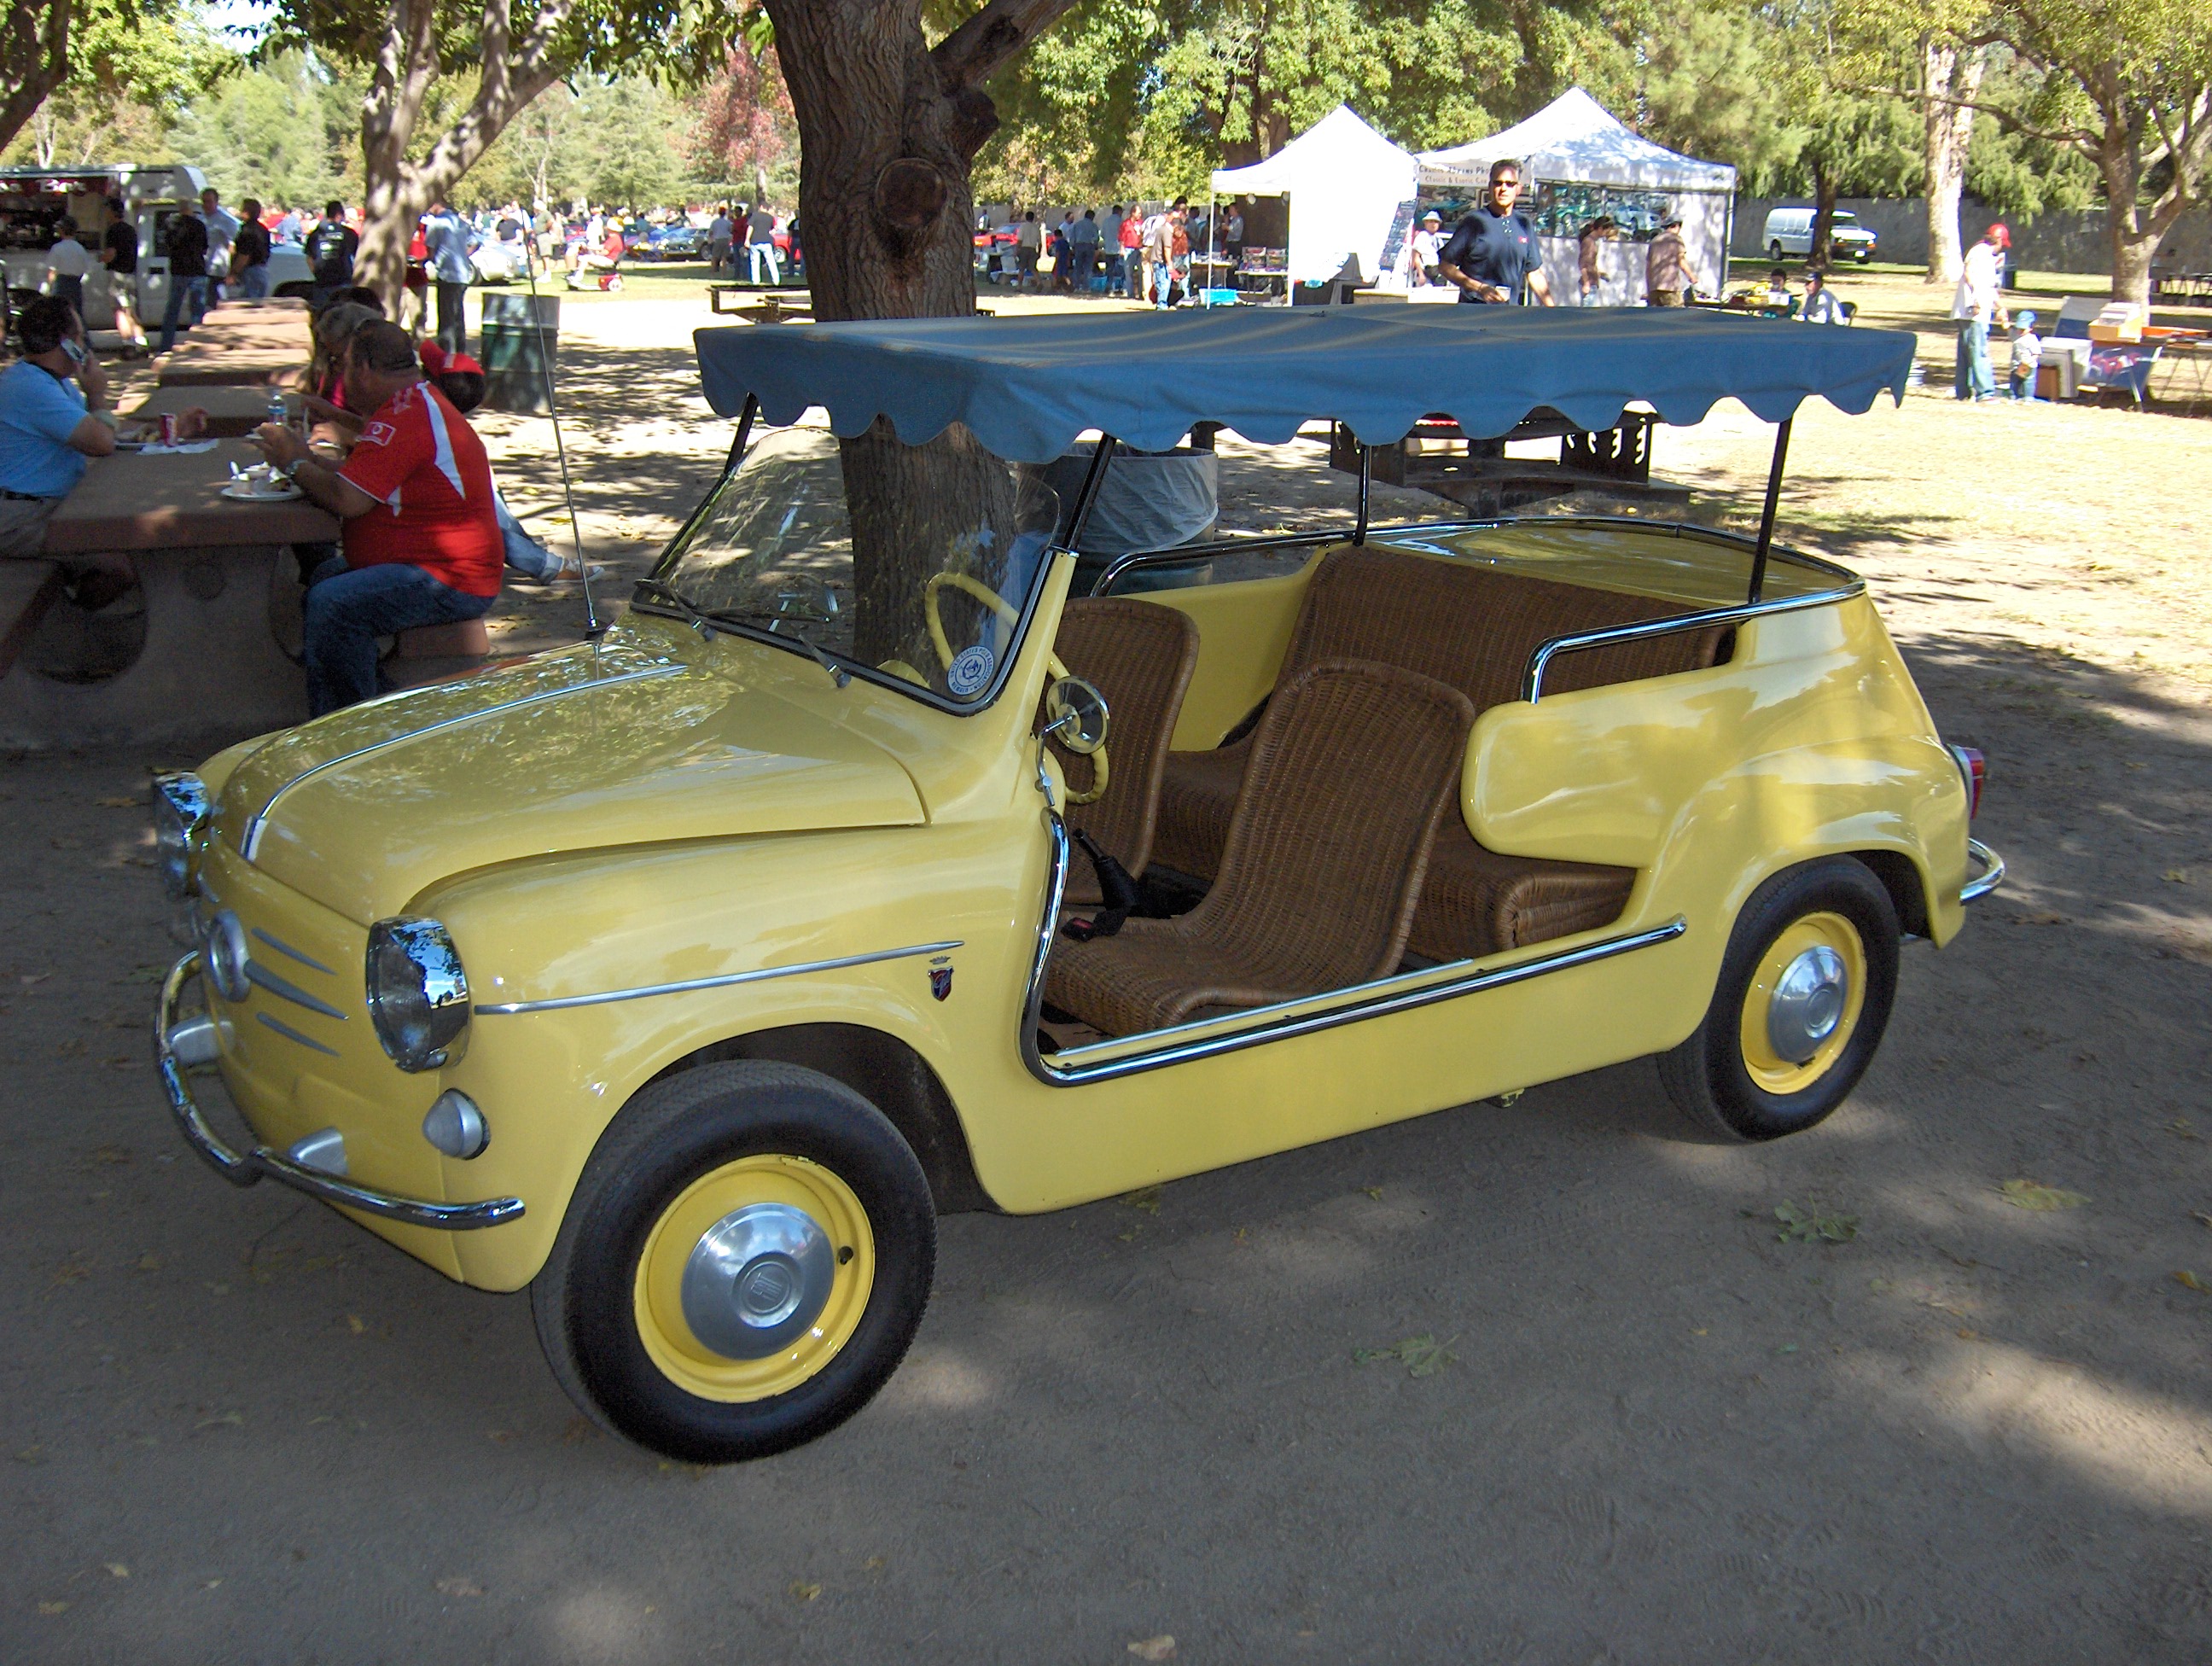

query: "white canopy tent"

left=1209, top=105, right=1421, bottom=289
left=1416, top=89, right=1738, bottom=303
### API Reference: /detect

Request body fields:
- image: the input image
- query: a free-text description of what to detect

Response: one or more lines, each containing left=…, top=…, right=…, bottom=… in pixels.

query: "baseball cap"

left=1987, top=222, right=2010, bottom=248
left=417, top=339, right=449, bottom=374
left=2015, top=310, right=2036, bottom=329
left=445, top=352, right=484, bottom=376
left=1421, top=210, right=1441, bottom=224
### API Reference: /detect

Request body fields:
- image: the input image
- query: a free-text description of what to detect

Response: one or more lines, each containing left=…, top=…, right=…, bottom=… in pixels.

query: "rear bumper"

left=1961, top=838, right=2004, bottom=904
left=155, top=952, right=524, bottom=1232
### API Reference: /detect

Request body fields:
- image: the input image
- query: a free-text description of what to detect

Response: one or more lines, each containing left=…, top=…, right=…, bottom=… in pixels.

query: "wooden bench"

left=1150, top=544, right=1732, bottom=962
left=0, top=560, right=66, bottom=679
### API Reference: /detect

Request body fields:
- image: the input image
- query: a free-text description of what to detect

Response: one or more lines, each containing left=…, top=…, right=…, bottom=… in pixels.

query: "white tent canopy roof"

left=1208, top=105, right=1421, bottom=284
left=1210, top=103, right=1417, bottom=196
left=1417, top=88, right=1736, bottom=193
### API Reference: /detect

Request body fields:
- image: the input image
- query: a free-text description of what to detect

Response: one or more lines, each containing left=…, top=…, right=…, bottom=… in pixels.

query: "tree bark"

left=764, top=0, right=1078, bottom=670
left=1921, top=36, right=1982, bottom=286
left=0, top=0, right=72, bottom=158
left=1809, top=156, right=1835, bottom=269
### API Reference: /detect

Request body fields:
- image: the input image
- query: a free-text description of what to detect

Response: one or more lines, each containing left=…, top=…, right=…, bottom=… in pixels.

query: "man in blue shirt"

left=423, top=199, right=476, bottom=356
left=1437, top=159, right=1555, bottom=306
left=0, top=295, right=115, bottom=559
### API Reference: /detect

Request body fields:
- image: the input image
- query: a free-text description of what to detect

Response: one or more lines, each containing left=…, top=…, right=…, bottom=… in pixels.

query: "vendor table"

left=1, top=439, right=333, bottom=747
left=122, top=385, right=283, bottom=439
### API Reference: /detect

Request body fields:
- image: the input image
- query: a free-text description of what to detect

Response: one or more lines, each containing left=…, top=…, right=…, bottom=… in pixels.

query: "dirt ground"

left=3, top=275, right=2209, bottom=1663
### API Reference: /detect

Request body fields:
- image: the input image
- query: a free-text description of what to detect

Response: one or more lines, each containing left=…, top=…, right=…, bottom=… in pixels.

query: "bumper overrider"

left=155, top=952, right=524, bottom=1231
left=1962, top=837, right=2004, bottom=904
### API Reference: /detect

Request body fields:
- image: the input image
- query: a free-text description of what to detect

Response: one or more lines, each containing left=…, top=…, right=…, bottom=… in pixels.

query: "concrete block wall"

left=1731, top=197, right=2212, bottom=277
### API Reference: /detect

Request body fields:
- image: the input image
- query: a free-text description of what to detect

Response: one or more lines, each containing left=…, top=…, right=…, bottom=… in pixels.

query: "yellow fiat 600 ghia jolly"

left=151, top=309, right=2001, bottom=1460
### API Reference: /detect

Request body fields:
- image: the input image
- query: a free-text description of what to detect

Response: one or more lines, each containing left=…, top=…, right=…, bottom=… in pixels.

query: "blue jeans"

left=1154, top=260, right=1177, bottom=307
left=303, top=556, right=494, bottom=715
left=240, top=265, right=270, bottom=300
left=748, top=241, right=781, bottom=284
left=158, top=275, right=208, bottom=352
left=1955, top=317, right=1993, bottom=399
left=494, top=488, right=561, bottom=579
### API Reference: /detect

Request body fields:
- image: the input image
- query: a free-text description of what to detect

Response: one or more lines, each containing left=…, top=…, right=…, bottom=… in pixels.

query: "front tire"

left=1769, top=239, right=1786, bottom=261
left=532, top=1061, right=936, bottom=1463
left=1658, top=858, right=1900, bottom=1141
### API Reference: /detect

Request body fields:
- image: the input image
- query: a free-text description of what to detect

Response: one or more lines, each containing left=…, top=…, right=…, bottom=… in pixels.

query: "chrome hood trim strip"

left=475, top=939, right=964, bottom=1016
left=240, top=661, right=684, bottom=862
left=255, top=1010, right=340, bottom=1056
left=1021, top=808, right=1685, bottom=1087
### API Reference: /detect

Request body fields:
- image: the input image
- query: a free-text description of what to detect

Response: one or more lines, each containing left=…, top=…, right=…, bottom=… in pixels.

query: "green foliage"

left=0, top=0, right=234, bottom=168
left=470, top=79, right=696, bottom=210
left=167, top=52, right=364, bottom=208
left=1634, top=0, right=1805, bottom=195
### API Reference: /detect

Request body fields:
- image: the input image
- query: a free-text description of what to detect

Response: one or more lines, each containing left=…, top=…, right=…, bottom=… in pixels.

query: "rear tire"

left=1769, top=239, right=1785, bottom=261
left=1658, top=858, right=1899, bottom=1141
left=532, top=1061, right=936, bottom=1463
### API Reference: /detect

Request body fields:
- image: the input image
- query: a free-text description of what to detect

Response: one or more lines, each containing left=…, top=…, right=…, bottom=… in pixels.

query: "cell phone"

left=59, top=337, right=87, bottom=366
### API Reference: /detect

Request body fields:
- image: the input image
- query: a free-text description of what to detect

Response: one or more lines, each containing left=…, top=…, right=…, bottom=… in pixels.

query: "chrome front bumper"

left=1961, top=838, right=2005, bottom=905
left=154, top=953, right=524, bottom=1231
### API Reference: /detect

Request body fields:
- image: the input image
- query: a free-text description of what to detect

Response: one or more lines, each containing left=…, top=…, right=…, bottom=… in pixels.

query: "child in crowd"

left=2007, top=311, right=2041, bottom=401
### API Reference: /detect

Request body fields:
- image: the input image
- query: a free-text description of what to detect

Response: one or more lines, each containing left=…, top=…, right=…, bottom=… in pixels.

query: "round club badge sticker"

left=946, top=644, right=996, bottom=697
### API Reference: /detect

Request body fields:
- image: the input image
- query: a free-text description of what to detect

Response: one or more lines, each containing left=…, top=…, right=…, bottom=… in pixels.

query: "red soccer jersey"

left=336, top=381, right=503, bottom=597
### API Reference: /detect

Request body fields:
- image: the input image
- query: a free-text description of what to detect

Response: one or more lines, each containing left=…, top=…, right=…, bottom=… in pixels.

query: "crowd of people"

left=977, top=198, right=1247, bottom=307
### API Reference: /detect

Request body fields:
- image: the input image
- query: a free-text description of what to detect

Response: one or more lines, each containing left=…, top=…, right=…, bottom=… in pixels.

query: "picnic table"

left=154, top=337, right=303, bottom=388
left=0, top=439, right=335, bottom=747
left=122, top=385, right=284, bottom=439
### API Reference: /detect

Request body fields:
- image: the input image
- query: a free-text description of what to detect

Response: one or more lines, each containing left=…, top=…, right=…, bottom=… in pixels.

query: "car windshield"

left=1832, top=213, right=1860, bottom=227
left=646, top=422, right=1062, bottom=708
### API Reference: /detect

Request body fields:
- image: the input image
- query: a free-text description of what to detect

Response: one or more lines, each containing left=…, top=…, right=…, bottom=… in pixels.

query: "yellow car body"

left=161, top=518, right=1977, bottom=1298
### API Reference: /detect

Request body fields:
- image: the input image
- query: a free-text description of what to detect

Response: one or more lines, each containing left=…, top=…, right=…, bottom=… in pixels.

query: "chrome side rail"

left=1522, top=583, right=1862, bottom=703
left=1960, top=838, right=2005, bottom=904
left=155, top=954, right=524, bottom=1231
left=1020, top=811, right=1686, bottom=1087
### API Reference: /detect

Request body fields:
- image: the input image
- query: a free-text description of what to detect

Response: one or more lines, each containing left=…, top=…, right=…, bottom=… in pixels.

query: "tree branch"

left=1844, top=79, right=2095, bottom=152
left=0, top=0, right=74, bottom=156
left=930, top=0, right=1078, bottom=90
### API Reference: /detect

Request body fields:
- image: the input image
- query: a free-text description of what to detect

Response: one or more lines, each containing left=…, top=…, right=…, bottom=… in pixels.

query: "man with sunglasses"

left=1437, top=159, right=1554, bottom=306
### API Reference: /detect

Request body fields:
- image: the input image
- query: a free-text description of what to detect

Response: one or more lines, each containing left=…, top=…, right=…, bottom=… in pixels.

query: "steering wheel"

left=922, top=571, right=1109, bottom=807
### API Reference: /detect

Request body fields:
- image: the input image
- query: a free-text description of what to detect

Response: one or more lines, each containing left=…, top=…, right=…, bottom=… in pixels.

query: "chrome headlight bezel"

left=151, top=772, right=210, bottom=900
left=365, top=917, right=471, bottom=1073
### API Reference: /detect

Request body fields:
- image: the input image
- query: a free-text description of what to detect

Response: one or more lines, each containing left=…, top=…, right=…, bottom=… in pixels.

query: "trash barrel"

left=477, top=291, right=560, bottom=415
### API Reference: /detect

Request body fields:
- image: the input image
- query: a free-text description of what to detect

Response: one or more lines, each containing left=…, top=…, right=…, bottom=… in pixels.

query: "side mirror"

left=1043, top=675, right=1110, bottom=754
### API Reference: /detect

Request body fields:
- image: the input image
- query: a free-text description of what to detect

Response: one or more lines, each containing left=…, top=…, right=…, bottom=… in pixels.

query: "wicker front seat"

left=1046, top=657, right=1476, bottom=1039
left=1050, top=597, right=1200, bottom=906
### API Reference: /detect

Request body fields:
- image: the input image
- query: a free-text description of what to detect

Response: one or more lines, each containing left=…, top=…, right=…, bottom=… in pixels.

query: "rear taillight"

left=1949, top=745, right=1986, bottom=819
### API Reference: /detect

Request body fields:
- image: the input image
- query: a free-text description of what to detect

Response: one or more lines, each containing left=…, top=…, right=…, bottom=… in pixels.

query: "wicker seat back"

left=1049, top=597, right=1200, bottom=905
left=1045, top=657, right=1475, bottom=1038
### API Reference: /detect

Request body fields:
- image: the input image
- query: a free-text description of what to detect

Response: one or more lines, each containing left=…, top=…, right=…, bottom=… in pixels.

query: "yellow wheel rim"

left=1738, top=910, right=1866, bottom=1096
left=632, top=1154, right=876, bottom=1403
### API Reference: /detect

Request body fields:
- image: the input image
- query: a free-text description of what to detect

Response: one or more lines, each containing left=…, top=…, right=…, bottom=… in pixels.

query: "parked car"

left=641, top=221, right=704, bottom=260
left=1762, top=207, right=1877, bottom=264
left=470, top=237, right=531, bottom=284
left=150, top=307, right=1996, bottom=1465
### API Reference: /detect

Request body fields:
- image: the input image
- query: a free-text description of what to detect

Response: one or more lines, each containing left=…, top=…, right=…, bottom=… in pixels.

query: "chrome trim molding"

left=157, top=955, right=524, bottom=1230
left=1020, top=810, right=1686, bottom=1086
left=254, top=1010, right=339, bottom=1056
left=246, top=958, right=346, bottom=1020
left=1960, top=838, right=2005, bottom=905
left=1522, top=584, right=1862, bottom=703
left=241, top=662, right=684, bottom=861
left=250, top=926, right=335, bottom=975
left=474, top=940, right=967, bottom=1016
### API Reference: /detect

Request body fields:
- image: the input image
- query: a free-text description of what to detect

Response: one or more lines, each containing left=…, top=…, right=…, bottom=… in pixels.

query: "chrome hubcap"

left=679, top=1202, right=835, bottom=1360
left=1766, top=945, right=1849, bottom=1063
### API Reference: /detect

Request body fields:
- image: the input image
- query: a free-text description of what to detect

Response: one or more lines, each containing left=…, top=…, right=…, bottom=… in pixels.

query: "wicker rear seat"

left=1151, top=544, right=1732, bottom=961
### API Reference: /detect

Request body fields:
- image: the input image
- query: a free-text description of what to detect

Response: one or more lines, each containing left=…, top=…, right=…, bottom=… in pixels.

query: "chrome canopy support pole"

left=1353, top=439, right=1373, bottom=545
left=1748, top=416, right=1791, bottom=604
left=521, top=257, right=600, bottom=638
left=725, top=394, right=759, bottom=474
left=1065, top=434, right=1119, bottom=562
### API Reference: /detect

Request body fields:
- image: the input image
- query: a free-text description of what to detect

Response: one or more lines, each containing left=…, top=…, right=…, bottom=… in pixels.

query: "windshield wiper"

left=631, top=581, right=852, bottom=689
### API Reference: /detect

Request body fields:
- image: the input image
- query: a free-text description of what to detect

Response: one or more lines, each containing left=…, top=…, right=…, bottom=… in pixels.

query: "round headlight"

left=365, top=917, right=471, bottom=1073
left=151, top=772, right=209, bottom=900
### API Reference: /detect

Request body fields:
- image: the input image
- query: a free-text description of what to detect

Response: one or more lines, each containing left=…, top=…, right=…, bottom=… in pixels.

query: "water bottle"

left=266, top=388, right=287, bottom=431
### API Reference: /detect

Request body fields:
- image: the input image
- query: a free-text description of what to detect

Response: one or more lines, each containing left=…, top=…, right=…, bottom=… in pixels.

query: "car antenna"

left=521, top=250, right=602, bottom=638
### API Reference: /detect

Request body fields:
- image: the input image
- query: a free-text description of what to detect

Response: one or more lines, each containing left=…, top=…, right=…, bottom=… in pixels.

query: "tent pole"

left=1353, top=438, right=1372, bottom=545
left=1748, top=417, right=1791, bottom=603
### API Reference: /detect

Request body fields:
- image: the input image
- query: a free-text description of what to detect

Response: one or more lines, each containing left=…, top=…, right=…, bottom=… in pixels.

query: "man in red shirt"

left=253, top=319, right=502, bottom=714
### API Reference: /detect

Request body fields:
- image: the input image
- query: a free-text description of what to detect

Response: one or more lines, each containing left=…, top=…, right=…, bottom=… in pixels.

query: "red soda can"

left=158, top=412, right=178, bottom=446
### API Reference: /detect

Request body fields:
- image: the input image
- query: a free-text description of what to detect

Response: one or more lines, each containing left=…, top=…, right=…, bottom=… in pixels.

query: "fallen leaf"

left=1128, top=1638, right=1177, bottom=1662
left=562, top=1416, right=597, bottom=1443
left=104, top=1563, right=127, bottom=1579
left=1691, top=1326, right=1709, bottom=1336
left=2192, top=1212, right=2212, bottom=1232
left=788, top=1581, right=821, bottom=1602
left=37, top=1600, right=67, bottom=1615
left=345, top=1314, right=364, bottom=1334
left=1361, top=1186, right=1383, bottom=1200
left=1774, top=1343, right=1799, bottom=1355
left=2163, top=870, right=2190, bottom=883
left=2174, top=1270, right=2207, bottom=1293
left=195, top=1412, right=243, bottom=1431
left=1353, top=1333, right=1456, bottom=1378
left=135, top=1253, right=160, bottom=1273
left=2000, top=1179, right=2089, bottom=1211
left=1957, top=1327, right=1981, bottom=1341
left=15, top=1445, right=44, bottom=1465
left=1116, top=1226, right=1142, bottom=1243
left=1774, top=1201, right=1859, bottom=1244
left=1120, top=1186, right=1161, bottom=1215
left=95, top=795, right=138, bottom=807
left=202, top=1579, right=222, bottom=1590
left=485, top=1430, right=513, bottom=1445
left=435, top=1576, right=486, bottom=1599
left=2166, top=1118, right=2198, bottom=1140
left=863, top=1556, right=885, bottom=1571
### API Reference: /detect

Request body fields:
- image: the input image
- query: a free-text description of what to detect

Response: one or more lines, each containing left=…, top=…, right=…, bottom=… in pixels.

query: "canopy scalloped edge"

left=695, top=307, right=1916, bottom=466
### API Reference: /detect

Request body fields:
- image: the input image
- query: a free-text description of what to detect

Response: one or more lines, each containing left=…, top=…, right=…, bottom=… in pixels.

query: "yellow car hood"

left=212, top=640, right=925, bottom=923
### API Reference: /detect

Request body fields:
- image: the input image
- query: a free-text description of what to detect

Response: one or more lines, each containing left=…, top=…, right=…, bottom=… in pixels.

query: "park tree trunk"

left=353, top=0, right=572, bottom=311
left=0, top=0, right=72, bottom=157
left=763, top=0, right=1079, bottom=668
left=1921, top=36, right=1982, bottom=285
left=1808, top=157, right=1835, bottom=269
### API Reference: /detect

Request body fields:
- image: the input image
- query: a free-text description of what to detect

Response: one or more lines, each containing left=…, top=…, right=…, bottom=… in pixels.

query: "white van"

left=1761, top=207, right=1877, bottom=264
